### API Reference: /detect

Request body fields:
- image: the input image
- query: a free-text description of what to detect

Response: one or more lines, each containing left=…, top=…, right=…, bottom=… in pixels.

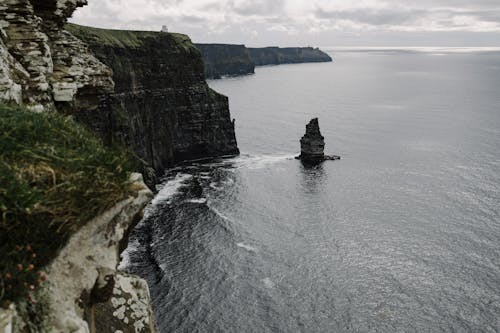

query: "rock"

left=297, top=118, right=340, bottom=164
left=90, top=268, right=116, bottom=305
left=46, top=173, right=153, bottom=333
left=93, top=272, right=157, bottom=333
left=0, top=305, right=16, bottom=333
left=0, top=0, right=112, bottom=111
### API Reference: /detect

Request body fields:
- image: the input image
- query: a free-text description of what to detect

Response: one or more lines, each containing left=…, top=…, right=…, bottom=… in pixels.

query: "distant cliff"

left=248, top=47, right=332, bottom=66
left=196, top=44, right=255, bottom=79
left=67, top=24, right=239, bottom=183
left=196, top=44, right=332, bottom=79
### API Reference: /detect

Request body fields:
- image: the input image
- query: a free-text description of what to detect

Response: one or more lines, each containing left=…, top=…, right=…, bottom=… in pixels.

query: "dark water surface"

left=124, top=48, right=500, bottom=332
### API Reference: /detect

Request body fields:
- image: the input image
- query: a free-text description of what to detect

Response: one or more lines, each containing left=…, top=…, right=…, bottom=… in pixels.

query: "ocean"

left=122, top=47, right=500, bottom=332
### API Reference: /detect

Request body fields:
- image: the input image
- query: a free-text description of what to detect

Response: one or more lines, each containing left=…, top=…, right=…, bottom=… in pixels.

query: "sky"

left=70, top=0, right=500, bottom=47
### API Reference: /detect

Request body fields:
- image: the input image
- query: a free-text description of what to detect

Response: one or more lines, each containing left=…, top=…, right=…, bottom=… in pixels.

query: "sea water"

left=124, top=48, right=500, bottom=332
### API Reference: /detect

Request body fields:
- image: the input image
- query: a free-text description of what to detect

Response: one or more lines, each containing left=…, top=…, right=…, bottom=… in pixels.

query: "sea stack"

left=297, top=118, right=340, bottom=163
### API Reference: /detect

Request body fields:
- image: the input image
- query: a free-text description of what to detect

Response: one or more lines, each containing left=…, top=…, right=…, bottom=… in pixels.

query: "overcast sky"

left=70, top=0, right=500, bottom=47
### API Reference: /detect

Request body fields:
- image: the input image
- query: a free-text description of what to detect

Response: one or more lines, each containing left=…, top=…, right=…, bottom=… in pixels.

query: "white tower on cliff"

left=161, top=25, right=168, bottom=33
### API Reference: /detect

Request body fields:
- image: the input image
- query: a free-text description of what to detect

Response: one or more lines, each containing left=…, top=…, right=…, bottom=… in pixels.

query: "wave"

left=118, top=238, right=140, bottom=271
left=236, top=243, right=258, bottom=253
left=150, top=173, right=193, bottom=208
left=209, top=205, right=235, bottom=224
left=186, top=198, right=208, bottom=204
left=230, top=153, right=296, bottom=170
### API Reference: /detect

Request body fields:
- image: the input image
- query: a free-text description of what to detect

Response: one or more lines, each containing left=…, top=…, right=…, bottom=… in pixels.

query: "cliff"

left=0, top=2, right=239, bottom=183
left=67, top=24, right=239, bottom=182
left=0, top=1, right=240, bottom=332
left=0, top=105, right=156, bottom=332
left=248, top=47, right=332, bottom=66
left=0, top=0, right=114, bottom=112
left=196, top=43, right=254, bottom=79
left=196, top=44, right=332, bottom=78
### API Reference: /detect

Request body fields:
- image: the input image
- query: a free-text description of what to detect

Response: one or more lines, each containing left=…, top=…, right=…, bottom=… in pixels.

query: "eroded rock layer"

left=0, top=0, right=113, bottom=111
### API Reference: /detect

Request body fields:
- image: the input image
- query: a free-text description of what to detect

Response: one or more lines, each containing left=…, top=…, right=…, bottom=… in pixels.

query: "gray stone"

left=46, top=173, right=153, bottom=333
left=297, top=118, right=340, bottom=164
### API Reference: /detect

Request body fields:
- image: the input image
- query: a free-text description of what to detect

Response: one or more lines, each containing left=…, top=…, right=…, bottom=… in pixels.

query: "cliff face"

left=0, top=0, right=114, bottom=112
left=67, top=25, right=239, bottom=180
left=0, top=1, right=240, bottom=331
left=0, top=174, right=155, bottom=333
left=47, top=174, right=155, bottom=333
left=195, top=43, right=254, bottom=79
left=196, top=44, right=332, bottom=78
left=248, top=47, right=332, bottom=66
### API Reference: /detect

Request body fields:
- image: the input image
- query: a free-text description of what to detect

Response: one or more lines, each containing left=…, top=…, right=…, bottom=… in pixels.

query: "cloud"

left=70, top=0, right=500, bottom=45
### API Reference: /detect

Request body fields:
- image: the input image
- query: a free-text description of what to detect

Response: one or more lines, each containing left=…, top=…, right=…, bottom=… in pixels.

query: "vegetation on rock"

left=0, top=105, right=135, bottom=305
left=66, top=23, right=193, bottom=51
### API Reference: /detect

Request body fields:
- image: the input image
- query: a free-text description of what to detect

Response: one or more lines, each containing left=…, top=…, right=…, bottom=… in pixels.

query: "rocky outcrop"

left=195, top=43, right=254, bottom=79
left=248, top=47, right=332, bottom=66
left=93, top=273, right=156, bottom=333
left=47, top=173, right=154, bottom=333
left=0, top=174, right=155, bottom=333
left=0, top=0, right=113, bottom=111
left=297, top=118, right=340, bottom=164
left=196, top=44, right=332, bottom=79
left=0, top=305, right=15, bottom=333
left=67, top=24, right=239, bottom=183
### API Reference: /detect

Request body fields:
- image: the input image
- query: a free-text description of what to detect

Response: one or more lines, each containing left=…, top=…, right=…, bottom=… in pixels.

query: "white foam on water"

left=236, top=243, right=258, bottom=253
left=150, top=173, right=193, bottom=207
left=210, top=182, right=222, bottom=190
left=187, top=198, right=208, bottom=204
left=232, top=154, right=295, bottom=170
left=209, top=205, right=234, bottom=224
left=262, top=277, right=275, bottom=289
left=118, top=238, right=140, bottom=271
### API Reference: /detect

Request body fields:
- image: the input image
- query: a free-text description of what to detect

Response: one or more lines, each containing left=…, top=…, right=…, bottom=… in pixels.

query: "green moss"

left=66, top=23, right=194, bottom=51
left=0, top=105, right=135, bottom=305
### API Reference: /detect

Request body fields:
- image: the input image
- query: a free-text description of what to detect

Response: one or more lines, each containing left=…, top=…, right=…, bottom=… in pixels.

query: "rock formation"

left=0, top=174, right=155, bottom=333
left=45, top=173, right=155, bottom=333
left=297, top=118, right=340, bottom=164
left=0, top=0, right=114, bottom=112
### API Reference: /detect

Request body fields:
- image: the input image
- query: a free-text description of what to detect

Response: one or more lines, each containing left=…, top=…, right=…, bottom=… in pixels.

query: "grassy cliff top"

left=0, top=105, right=136, bottom=305
left=66, top=23, right=193, bottom=49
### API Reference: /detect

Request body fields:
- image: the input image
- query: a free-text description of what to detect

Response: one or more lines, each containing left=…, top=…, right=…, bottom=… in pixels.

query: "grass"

left=66, top=23, right=194, bottom=51
left=0, top=105, right=136, bottom=305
